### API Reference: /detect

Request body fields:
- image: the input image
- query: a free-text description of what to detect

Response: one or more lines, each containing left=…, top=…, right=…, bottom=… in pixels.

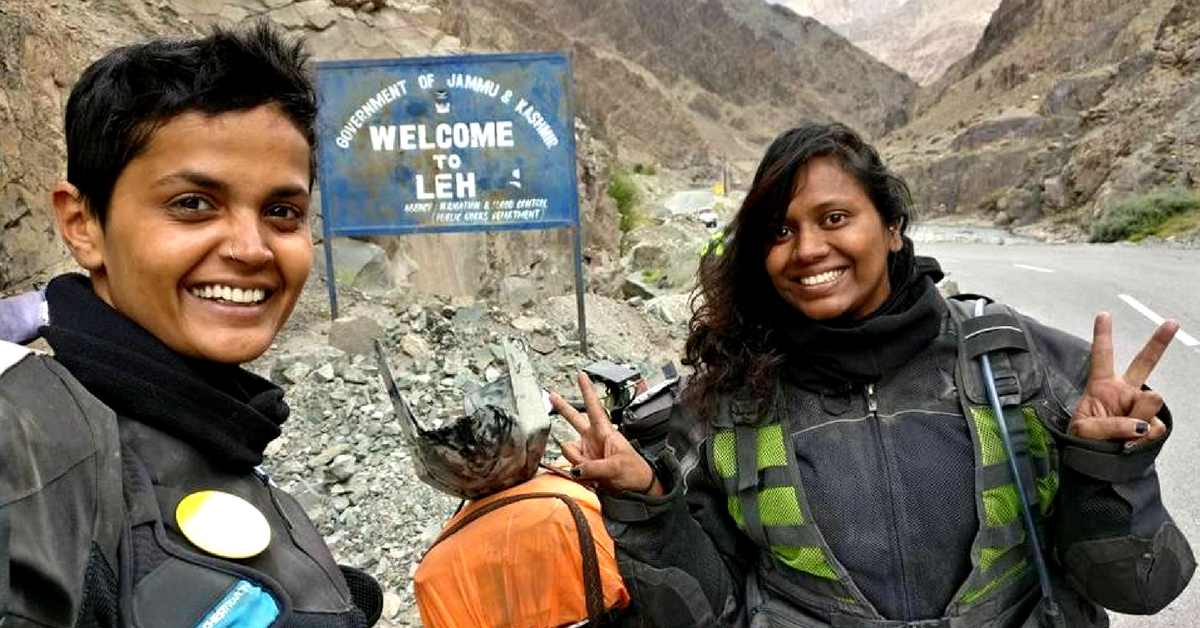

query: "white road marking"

left=1118, top=294, right=1200, bottom=347
left=1013, top=263, right=1054, bottom=273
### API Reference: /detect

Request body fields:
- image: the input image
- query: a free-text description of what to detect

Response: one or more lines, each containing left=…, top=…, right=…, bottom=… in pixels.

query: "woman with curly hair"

left=551, top=122, right=1193, bottom=628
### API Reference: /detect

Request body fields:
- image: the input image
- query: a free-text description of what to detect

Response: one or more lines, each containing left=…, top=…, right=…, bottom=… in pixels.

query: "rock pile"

left=249, top=278, right=687, bottom=626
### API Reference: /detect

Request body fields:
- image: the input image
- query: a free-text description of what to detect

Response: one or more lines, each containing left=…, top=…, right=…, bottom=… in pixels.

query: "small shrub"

left=1153, top=210, right=1200, bottom=239
left=1089, top=189, right=1200, bottom=242
left=607, top=169, right=644, bottom=233
left=979, top=186, right=1011, bottom=212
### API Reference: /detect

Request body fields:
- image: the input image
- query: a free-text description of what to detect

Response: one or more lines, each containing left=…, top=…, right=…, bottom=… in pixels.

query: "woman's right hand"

left=549, top=371, right=662, bottom=496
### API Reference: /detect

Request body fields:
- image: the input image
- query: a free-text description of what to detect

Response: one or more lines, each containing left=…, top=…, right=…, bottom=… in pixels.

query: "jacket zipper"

left=866, top=382, right=914, bottom=618
left=254, top=466, right=295, bottom=530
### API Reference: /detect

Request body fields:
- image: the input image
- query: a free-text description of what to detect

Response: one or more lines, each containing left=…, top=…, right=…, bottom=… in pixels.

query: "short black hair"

left=64, top=22, right=317, bottom=224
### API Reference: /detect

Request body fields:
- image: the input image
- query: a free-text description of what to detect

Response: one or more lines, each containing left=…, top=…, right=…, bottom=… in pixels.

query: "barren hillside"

left=0, top=0, right=915, bottom=293
left=776, top=0, right=906, bottom=26
left=882, top=0, right=1200, bottom=239
left=773, top=0, right=1000, bottom=85
left=449, top=0, right=916, bottom=168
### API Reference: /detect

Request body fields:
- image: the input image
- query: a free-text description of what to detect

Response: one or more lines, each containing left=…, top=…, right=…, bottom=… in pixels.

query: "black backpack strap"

left=429, top=491, right=607, bottom=622
left=947, top=297, right=1043, bottom=517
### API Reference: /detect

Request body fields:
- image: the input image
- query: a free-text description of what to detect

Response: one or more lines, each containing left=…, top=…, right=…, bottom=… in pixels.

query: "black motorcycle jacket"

left=1, top=274, right=382, bottom=628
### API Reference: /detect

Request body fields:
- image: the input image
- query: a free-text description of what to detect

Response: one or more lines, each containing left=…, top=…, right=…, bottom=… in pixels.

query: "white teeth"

left=799, top=269, right=844, bottom=286
left=189, top=285, right=268, bottom=304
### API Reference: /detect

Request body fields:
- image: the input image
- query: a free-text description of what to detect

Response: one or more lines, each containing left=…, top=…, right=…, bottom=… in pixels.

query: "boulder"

left=644, top=293, right=692, bottom=326
left=498, top=275, right=539, bottom=309
left=328, top=316, right=384, bottom=356
left=315, top=239, right=395, bottom=292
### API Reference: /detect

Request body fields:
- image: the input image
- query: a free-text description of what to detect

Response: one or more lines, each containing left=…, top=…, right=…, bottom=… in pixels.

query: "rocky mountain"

left=882, top=0, right=1200, bottom=238
left=774, top=0, right=907, bottom=27
left=0, top=0, right=916, bottom=293
left=772, top=0, right=1000, bottom=85
left=445, top=0, right=916, bottom=167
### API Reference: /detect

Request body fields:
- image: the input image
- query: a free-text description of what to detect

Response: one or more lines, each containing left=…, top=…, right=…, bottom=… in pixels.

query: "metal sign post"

left=314, top=52, right=586, bottom=351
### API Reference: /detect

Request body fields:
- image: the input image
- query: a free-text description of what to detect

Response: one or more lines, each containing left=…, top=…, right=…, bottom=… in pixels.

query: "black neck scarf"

left=776, top=238, right=947, bottom=391
left=39, top=273, right=288, bottom=470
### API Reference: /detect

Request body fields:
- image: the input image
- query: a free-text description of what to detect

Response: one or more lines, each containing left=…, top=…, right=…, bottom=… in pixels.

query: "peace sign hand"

left=548, top=372, right=661, bottom=496
left=1070, top=312, right=1179, bottom=448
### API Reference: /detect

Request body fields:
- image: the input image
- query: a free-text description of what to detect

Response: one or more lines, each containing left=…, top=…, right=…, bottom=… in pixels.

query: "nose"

left=224, top=210, right=274, bottom=267
left=791, top=224, right=829, bottom=263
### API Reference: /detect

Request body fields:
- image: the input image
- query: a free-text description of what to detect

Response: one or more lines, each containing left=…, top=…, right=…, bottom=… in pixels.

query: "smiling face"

left=764, top=156, right=902, bottom=321
left=54, top=104, right=313, bottom=364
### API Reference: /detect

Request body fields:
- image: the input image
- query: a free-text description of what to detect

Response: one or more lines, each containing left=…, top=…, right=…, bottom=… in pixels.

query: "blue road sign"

left=315, top=52, right=579, bottom=236
left=313, top=52, right=588, bottom=350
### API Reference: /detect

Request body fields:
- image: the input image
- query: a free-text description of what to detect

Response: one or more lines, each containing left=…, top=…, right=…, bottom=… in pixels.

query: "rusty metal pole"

left=571, top=225, right=588, bottom=353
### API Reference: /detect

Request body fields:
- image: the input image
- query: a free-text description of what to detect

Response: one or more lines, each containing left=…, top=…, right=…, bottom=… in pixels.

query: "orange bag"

left=414, top=472, right=631, bottom=628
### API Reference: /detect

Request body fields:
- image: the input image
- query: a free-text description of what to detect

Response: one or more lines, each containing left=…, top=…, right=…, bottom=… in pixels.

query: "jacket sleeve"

left=1, top=352, right=124, bottom=628
left=1025, top=317, right=1196, bottom=614
left=598, top=433, right=756, bottom=628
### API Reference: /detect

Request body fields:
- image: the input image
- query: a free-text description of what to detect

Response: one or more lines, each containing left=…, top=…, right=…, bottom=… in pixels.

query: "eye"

left=264, top=203, right=307, bottom=230
left=771, top=223, right=793, bottom=242
left=168, top=194, right=216, bottom=214
left=822, top=211, right=849, bottom=227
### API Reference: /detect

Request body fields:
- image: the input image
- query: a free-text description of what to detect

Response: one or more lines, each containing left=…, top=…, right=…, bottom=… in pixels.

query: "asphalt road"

left=917, top=237, right=1200, bottom=627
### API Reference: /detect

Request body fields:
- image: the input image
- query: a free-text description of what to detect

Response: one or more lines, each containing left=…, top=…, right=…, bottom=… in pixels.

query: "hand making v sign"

left=549, top=372, right=662, bottom=496
left=1069, top=312, right=1180, bottom=449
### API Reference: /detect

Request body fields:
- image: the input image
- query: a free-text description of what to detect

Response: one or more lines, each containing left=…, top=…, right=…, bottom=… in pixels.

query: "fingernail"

left=1135, top=422, right=1149, bottom=435
left=570, top=466, right=582, bottom=478
left=1124, top=441, right=1137, bottom=450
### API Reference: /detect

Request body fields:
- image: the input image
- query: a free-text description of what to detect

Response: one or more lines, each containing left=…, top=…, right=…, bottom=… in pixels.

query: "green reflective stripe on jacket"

left=760, top=486, right=804, bottom=526
left=961, top=559, right=1030, bottom=605
left=1027, top=415, right=1059, bottom=515
left=713, top=424, right=788, bottom=476
left=969, top=405, right=1059, bottom=516
left=775, top=547, right=839, bottom=580
left=712, top=426, right=843, bottom=582
left=982, top=484, right=1021, bottom=526
left=757, top=423, right=788, bottom=469
left=714, top=429, right=737, bottom=479
left=962, top=404, right=1058, bottom=605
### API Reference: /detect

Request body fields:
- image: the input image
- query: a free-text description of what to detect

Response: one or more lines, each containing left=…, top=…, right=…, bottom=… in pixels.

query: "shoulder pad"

left=949, top=298, right=1045, bottom=406
left=0, top=339, right=32, bottom=377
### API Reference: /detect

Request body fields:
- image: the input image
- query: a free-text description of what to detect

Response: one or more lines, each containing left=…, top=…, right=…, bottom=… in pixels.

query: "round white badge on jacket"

left=176, top=490, right=271, bottom=559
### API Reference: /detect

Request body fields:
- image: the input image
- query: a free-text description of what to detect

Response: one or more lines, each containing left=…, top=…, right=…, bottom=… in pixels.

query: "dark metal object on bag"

left=373, top=339, right=551, bottom=500
left=581, top=360, right=642, bottom=425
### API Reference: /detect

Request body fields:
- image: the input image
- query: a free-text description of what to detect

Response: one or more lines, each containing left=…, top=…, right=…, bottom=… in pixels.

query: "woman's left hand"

left=549, top=372, right=662, bottom=496
left=1070, top=312, right=1179, bottom=448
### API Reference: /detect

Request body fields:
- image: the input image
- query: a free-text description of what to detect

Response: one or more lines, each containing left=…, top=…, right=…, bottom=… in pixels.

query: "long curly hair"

left=682, top=123, right=914, bottom=420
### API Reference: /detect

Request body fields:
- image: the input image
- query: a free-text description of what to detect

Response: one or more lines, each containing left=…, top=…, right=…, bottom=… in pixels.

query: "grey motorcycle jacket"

left=602, top=274, right=1193, bottom=627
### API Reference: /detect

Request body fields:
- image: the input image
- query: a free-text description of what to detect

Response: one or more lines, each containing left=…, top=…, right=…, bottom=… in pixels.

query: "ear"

left=52, top=181, right=106, bottom=271
left=887, top=223, right=903, bottom=253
